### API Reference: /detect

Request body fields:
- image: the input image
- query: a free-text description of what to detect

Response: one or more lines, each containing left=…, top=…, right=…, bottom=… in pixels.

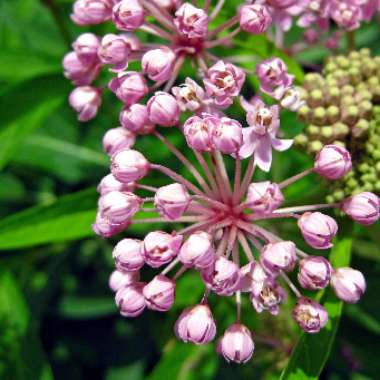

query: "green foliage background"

left=0, top=1, right=379, bottom=379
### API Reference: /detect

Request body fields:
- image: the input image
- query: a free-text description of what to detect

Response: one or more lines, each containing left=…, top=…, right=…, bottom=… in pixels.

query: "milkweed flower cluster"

left=64, top=0, right=380, bottom=365
left=295, top=49, right=380, bottom=202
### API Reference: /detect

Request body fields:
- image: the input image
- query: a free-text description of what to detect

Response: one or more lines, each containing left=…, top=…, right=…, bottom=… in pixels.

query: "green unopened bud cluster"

left=295, top=49, right=380, bottom=202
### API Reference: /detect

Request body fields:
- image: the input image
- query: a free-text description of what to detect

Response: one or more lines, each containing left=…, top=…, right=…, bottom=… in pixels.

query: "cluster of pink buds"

left=64, top=0, right=380, bottom=365
left=98, top=124, right=378, bottom=363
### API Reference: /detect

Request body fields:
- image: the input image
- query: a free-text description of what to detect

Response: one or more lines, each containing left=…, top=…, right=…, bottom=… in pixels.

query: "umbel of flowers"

left=295, top=49, right=380, bottom=203
left=64, top=0, right=380, bottom=365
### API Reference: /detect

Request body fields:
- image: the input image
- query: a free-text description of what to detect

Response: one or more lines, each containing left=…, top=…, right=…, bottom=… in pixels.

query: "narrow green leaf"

left=279, top=237, right=353, bottom=380
left=0, top=188, right=98, bottom=250
left=0, top=270, right=54, bottom=380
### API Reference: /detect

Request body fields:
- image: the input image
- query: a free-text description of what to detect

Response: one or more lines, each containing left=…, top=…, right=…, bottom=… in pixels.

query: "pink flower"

left=260, top=241, right=297, bottom=274
left=103, top=127, right=136, bottom=156
left=175, top=304, right=216, bottom=344
left=330, top=1, right=363, bottom=31
left=111, top=149, right=150, bottom=183
left=212, top=117, right=243, bottom=155
left=293, top=297, right=328, bottom=333
left=97, top=174, right=136, bottom=195
left=239, top=4, right=272, bottom=34
left=183, top=114, right=218, bottom=152
left=155, top=183, right=191, bottom=220
left=72, top=33, right=100, bottom=64
left=63, top=51, right=101, bottom=85
left=298, top=212, right=338, bottom=250
left=143, top=231, right=183, bottom=268
left=147, top=92, right=180, bottom=127
left=71, top=0, right=113, bottom=25
left=92, top=211, right=129, bottom=238
left=172, top=78, right=207, bottom=112
left=240, top=261, right=268, bottom=293
left=314, top=145, right=352, bottom=180
left=298, top=256, right=332, bottom=290
left=218, top=324, right=254, bottom=364
left=115, top=282, right=146, bottom=317
left=120, top=104, right=155, bottom=135
left=143, top=275, right=176, bottom=311
left=202, top=257, right=241, bottom=296
left=251, top=278, right=286, bottom=315
left=238, top=97, right=293, bottom=171
left=246, top=181, right=284, bottom=214
left=256, top=58, right=294, bottom=99
left=179, top=232, right=215, bottom=269
left=331, top=267, right=366, bottom=303
left=113, top=238, right=145, bottom=271
left=204, top=61, right=246, bottom=109
left=109, top=270, right=139, bottom=292
left=174, top=3, right=208, bottom=39
left=108, top=72, right=148, bottom=106
left=69, top=86, right=102, bottom=121
left=142, top=47, right=176, bottom=82
left=98, top=191, right=142, bottom=225
left=342, top=192, right=380, bottom=225
left=98, top=33, right=132, bottom=71
left=112, top=0, right=145, bottom=31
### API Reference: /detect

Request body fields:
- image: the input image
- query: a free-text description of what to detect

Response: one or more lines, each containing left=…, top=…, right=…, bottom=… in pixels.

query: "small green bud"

left=342, top=105, right=359, bottom=125
left=298, top=105, right=311, bottom=122
left=294, top=134, right=308, bottom=146
left=348, top=67, right=362, bottom=85
left=334, top=122, right=349, bottom=138
left=359, top=163, right=370, bottom=173
left=352, top=119, right=370, bottom=138
left=326, top=87, right=341, bottom=105
left=309, top=89, right=324, bottom=107
left=347, top=178, right=358, bottom=189
left=308, top=140, right=323, bottom=153
left=358, top=100, right=372, bottom=119
left=326, top=105, right=340, bottom=123
left=372, top=150, right=380, bottom=160
left=307, top=125, right=320, bottom=137
left=321, top=126, right=333, bottom=141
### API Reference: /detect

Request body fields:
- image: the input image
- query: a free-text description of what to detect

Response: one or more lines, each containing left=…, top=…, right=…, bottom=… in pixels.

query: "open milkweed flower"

left=64, top=0, right=380, bottom=365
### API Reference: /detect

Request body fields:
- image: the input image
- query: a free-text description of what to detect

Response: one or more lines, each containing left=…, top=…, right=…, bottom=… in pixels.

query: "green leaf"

left=0, top=269, right=54, bottom=380
left=0, top=75, right=68, bottom=169
left=58, top=296, right=117, bottom=319
left=0, top=188, right=98, bottom=250
left=279, top=236, right=353, bottom=380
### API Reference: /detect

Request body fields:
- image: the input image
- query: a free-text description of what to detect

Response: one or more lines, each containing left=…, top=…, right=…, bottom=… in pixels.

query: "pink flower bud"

left=152, top=0, right=178, bottom=10
left=293, top=297, right=328, bottom=333
left=218, top=324, right=254, bottom=364
left=113, top=238, right=145, bottom=271
left=330, top=2, right=362, bottom=31
left=143, top=231, right=182, bottom=268
left=99, top=191, right=142, bottom=225
left=256, top=58, right=293, bottom=99
left=174, top=3, right=208, bottom=39
left=204, top=61, right=246, bottom=109
left=112, top=0, right=145, bottom=31
left=97, top=174, right=136, bottom=195
left=172, top=78, right=206, bottom=112
left=142, top=47, right=176, bottom=82
left=179, top=232, right=215, bottom=269
left=143, top=275, right=176, bottom=311
left=212, top=117, right=243, bottom=154
left=98, top=34, right=132, bottom=71
left=175, top=304, right=216, bottom=344
left=298, top=256, right=332, bottom=290
left=260, top=241, right=296, bottom=274
left=120, top=104, right=155, bottom=135
left=115, top=282, right=146, bottom=317
left=72, top=33, right=100, bottom=64
left=303, top=29, right=320, bottom=44
left=71, top=0, right=113, bottom=25
left=331, top=267, right=366, bottom=303
left=108, top=72, right=148, bottom=106
left=154, top=183, right=191, bottom=220
left=147, top=92, right=180, bottom=127
left=63, top=51, right=100, bottom=85
left=111, top=149, right=149, bottom=183
left=342, top=192, right=380, bottom=225
left=267, top=0, right=299, bottom=8
left=246, top=181, right=284, bottom=214
left=298, top=212, right=338, bottom=250
left=69, top=86, right=102, bottom=121
left=92, top=211, right=129, bottom=238
left=240, top=261, right=267, bottom=293
left=202, top=257, right=241, bottom=296
left=103, top=127, right=136, bottom=156
left=251, top=278, right=285, bottom=315
left=280, top=87, right=305, bottom=112
left=109, top=270, right=139, bottom=292
left=314, top=145, right=352, bottom=180
left=239, top=4, right=272, bottom=34
left=183, top=115, right=218, bottom=152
